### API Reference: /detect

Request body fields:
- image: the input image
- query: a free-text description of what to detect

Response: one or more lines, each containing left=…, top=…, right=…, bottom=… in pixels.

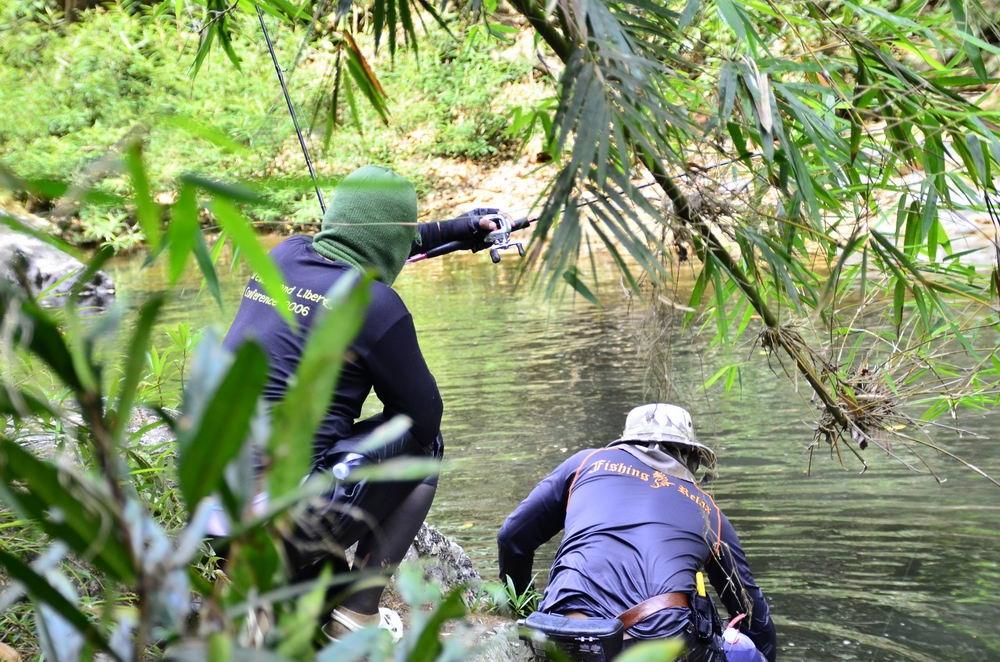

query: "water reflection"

left=108, top=246, right=1000, bottom=661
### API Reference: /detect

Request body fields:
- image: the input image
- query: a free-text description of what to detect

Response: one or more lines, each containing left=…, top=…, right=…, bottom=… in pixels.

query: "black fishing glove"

left=458, top=207, right=507, bottom=250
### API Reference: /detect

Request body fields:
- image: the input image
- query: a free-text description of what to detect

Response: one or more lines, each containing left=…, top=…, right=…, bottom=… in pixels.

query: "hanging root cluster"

left=814, top=364, right=905, bottom=453
left=756, top=325, right=880, bottom=471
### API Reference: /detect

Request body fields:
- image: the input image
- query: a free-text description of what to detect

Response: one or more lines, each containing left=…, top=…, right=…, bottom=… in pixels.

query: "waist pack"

left=519, top=589, right=728, bottom=662
left=520, top=611, right=624, bottom=661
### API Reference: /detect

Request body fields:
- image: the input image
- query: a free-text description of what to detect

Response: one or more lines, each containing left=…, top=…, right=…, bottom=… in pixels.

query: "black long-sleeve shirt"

left=497, top=447, right=777, bottom=660
left=222, top=218, right=475, bottom=461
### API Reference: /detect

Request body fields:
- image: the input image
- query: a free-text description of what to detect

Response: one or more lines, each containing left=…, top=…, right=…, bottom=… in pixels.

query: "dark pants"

left=285, top=415, right=442, bottom=615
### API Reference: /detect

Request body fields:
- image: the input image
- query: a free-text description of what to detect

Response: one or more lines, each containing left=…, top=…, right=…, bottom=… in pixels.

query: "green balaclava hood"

left=312, top=165, right=418, bottom=285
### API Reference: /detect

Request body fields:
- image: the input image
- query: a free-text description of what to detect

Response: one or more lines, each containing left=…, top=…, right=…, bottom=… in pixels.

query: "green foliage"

left=0, top=2, right=537, bottom=247
left=501, top=575, right=542, bottom=618
left=463, top=576, right=542, bottom=618
left=0, top=151, right=479, bottom=658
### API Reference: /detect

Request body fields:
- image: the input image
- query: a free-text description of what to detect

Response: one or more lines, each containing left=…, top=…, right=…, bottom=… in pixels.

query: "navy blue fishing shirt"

left=498, top=447, right=777, bottom=660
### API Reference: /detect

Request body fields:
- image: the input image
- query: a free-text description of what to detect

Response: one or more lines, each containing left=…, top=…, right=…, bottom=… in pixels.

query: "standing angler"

left=497, top=404, right=777, bottom=661
left=222, top=164, right=506, bottom=640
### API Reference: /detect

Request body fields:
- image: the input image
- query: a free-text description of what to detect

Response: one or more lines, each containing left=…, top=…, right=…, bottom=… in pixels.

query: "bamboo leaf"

left=268, top=272, right=371, bottom=499
left=123, top=142, right=162, bottom=251
left=192, top=230, right=223, bottom=307
left=0, top=547, right=110, bottom=652
left=111, top=294, right=166, bottom=444
left=211, top=196, right=295, bottom=325
left=0, top=287, right=86, bottom=393
left=947, top=0, right=988, bottom=81
left=893, top=277, right=905, bottom=331
left=615, top=638, right=685, bottom=662
left=0, top=212, right=82, bottom=261
left=0, top=439, right=135, bottom=582
left=167, top=182, right=199, bottom=283
left=717, top=0, right=748, bottom=42
left=0, top=386, right=58, bottom=419
left=408, top=588, right=467, bottom=662
left=176, top=341, right=269, bottom=513
left=191, top=21, right=216, bottom=78
left=679, top=0, right=701, bottom=29
left=562, top=267, right=601, bottom=306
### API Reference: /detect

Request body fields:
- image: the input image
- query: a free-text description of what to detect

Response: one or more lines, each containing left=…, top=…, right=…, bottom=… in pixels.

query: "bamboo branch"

left=509, top=0, right=861, bottom=445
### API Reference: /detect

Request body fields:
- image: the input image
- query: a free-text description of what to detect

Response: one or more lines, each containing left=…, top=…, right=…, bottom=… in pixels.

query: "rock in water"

left=0, top=226, right=115, bottom=307
left=406, top=523, right=483, bottom=591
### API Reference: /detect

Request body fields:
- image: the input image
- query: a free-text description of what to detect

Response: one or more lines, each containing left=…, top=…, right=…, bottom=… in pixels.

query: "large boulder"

left=0, top=225, right=115, bottom=307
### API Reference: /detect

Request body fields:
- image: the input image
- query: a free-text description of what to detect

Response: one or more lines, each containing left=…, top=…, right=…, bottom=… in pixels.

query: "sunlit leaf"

left=176, top=341, right=269, bottom=512
left=267, top=272, right=371, bottom=499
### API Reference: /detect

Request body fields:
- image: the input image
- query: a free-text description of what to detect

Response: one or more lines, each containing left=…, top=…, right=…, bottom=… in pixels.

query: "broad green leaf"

left=268, top=272, right=371, bottom=499
left=212, top=196, right=295, bottom=325
left=176, top=341, right=269, bottom=512
left=0, top=547, right=110, bottom=652
left=123, top=142, right=162, bottom=250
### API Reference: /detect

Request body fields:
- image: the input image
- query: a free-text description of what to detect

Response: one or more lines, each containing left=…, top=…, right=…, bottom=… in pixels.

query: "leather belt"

left=618, top=592, right=690, bottom=629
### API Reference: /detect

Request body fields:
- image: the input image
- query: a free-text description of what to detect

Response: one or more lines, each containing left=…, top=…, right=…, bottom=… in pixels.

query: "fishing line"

left=322, top=180, right=664, bottom=228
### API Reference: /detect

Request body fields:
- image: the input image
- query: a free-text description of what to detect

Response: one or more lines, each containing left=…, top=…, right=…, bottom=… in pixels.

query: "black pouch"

left=687, top=594, right=726, bottom=662
left=519, top=611, right=624, bottom=661
left=691, top=594, right=717, bottom=640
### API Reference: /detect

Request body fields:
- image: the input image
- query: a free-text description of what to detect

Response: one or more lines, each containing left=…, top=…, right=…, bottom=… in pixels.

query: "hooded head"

left=311, top=165, right=418, bottom=285
left=610, top=403, right=717, bottom=476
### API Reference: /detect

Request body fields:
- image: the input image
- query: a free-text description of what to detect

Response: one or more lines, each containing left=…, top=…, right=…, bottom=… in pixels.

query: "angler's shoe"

left=323, top=606, right=404, bottom=643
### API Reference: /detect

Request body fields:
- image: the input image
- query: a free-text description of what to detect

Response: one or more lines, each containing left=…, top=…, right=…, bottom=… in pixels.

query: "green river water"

left=108, top=245, right=1000, bottom=661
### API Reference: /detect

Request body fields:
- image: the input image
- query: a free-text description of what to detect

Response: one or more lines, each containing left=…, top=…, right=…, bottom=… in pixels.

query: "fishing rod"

left=407, top=181, right=662, bottom=265
left=255, top=10, right=663, bottom=264
left=255, top=5, right=327, bottom=215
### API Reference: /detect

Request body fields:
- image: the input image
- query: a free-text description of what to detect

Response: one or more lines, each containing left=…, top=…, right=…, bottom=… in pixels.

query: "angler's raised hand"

left=408, top=207, right=520, bottom=263
left=461, top=207, right=511, bottom=233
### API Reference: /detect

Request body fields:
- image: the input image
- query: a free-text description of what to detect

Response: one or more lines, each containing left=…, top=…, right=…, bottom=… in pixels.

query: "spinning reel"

left=480, top=212, right=527, bottom=263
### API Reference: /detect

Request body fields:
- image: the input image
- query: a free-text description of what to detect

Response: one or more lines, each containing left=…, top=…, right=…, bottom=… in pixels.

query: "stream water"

left=107, top=245, right=1000, bottom=661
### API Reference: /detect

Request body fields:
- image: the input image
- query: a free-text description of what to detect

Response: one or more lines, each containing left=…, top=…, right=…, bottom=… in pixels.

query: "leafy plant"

left=174, top=0, right=1000, bottom=479
left=501, top=575, right=542, bottom=618
left=0, top=148, right=484, bottom=658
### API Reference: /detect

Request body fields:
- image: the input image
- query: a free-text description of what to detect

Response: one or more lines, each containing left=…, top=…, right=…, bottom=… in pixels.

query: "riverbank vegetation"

left=0, top=0, right=540, bottom=246
left=1, top=0, right=998, bottom=657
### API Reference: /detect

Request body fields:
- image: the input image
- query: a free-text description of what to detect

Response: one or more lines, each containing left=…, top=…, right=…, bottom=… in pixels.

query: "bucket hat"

left=612, top=403, right=717, bottom=466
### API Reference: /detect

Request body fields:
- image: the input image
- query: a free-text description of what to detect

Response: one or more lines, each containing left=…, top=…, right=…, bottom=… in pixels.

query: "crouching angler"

left=218, top=165, right=507, bottom=641
left=497, top=404, right=777, bottom=661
